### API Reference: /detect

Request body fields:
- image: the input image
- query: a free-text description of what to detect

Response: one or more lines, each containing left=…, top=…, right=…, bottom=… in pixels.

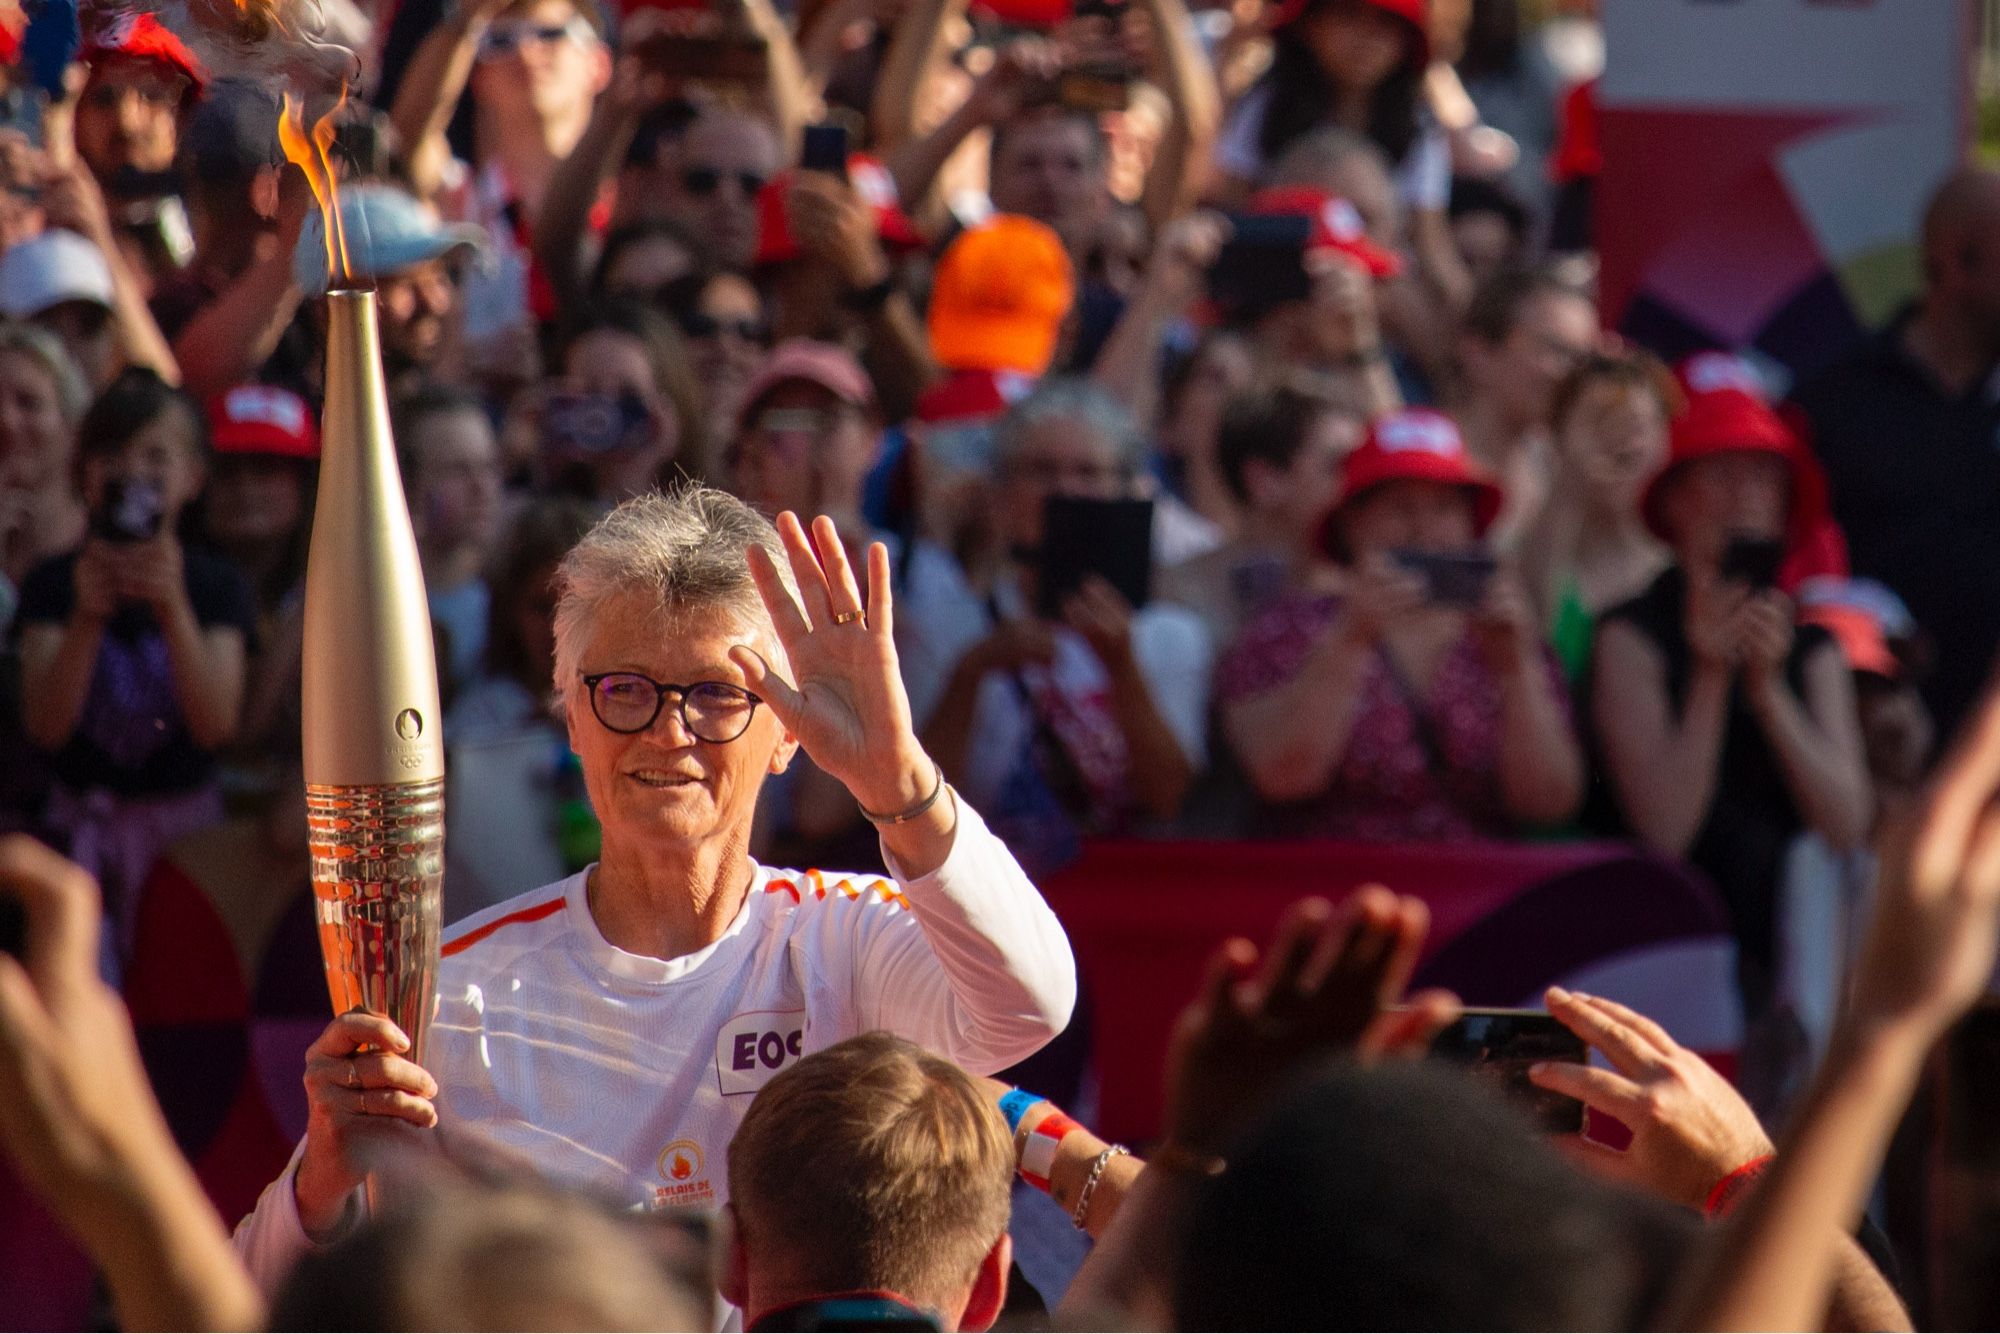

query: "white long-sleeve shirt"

left=234, top=798, right=1075, bottom=1292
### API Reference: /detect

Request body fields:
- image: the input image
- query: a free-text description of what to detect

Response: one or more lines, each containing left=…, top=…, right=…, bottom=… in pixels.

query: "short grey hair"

left=0, top=322, right=89, bottom=422
left=993, top=377, right=1148, bottom=477
left=551, top=484, right=796, bottom=693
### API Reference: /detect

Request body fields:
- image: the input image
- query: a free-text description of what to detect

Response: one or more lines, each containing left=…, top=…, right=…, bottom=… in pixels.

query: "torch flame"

left=279, top=83, right=353, bottom=289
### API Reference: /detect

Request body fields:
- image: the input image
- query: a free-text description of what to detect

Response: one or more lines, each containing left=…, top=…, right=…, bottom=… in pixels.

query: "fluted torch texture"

left=301, top=289, right=446, bottom=1065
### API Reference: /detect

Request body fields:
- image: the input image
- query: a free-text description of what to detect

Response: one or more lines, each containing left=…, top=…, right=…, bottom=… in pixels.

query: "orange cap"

left=927, top=215, right=1075, bottom=376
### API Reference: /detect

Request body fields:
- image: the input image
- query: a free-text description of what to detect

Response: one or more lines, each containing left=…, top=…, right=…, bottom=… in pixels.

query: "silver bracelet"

left=857, top=762, right=947, bottom=826
left=1071, top=1144, right=1129, bottom=1230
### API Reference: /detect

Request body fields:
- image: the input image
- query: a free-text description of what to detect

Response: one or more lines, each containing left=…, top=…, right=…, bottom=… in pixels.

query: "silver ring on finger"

left=346, top=1061, right=360, bottom=1091
left=831, top=609, right=863, bottom=627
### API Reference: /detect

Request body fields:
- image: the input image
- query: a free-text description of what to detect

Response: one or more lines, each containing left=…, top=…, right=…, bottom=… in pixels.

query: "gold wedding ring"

left=832, top=610, right=863, bottom=626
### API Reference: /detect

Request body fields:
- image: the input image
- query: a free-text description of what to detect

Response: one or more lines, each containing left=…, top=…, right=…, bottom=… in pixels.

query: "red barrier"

left=1040, top=839, right=1744, bottom=1145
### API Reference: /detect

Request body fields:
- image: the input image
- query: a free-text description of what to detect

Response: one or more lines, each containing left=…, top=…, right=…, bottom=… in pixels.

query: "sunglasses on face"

left=479, top=18, right=590, bottom=58
left=679, top=166, right=766, bottom=198
left=581, top=673, right=762, bottom=743
left=678, top=311, right=769, bottom=343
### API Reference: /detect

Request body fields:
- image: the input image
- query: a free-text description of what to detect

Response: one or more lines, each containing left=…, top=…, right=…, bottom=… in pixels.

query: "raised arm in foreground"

left=1659, top=667, right=2000, bottom=1331
left=0, top=837, right=262, bottom=1331
left=1062, top=890, right=1458, bottom=1323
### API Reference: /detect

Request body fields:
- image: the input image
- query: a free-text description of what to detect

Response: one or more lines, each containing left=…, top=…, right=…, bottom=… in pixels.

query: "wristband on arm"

left=1018, top=1111, right=1083, bottom=1191
left=1704, top=1154, right=1775, bottom=1218
left=998, top=1088, right=1046, bottom=1137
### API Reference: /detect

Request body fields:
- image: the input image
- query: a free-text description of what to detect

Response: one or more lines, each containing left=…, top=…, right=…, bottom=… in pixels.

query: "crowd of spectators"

left=0, top=0, right=1994, bottom=1327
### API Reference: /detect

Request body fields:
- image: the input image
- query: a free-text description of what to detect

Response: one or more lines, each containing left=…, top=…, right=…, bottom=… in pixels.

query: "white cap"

left=0, top=229, right=116, bottom=319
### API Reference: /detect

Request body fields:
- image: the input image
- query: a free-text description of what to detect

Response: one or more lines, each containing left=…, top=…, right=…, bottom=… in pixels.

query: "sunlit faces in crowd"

left=404, top=397, right=506, bottom=559
left=1552, top=364, right=1670, bottom=507
left=0, top=340, right=81, bottom=505
left=730, top=380, right=874, bottom=521
left=76, top=383, right=207, bottom=532
left=677, top=274, right=769, bottom=441
left=1336, top=477, right=1481, bottom=563
left=468, top=0, right=612, bottom=139
left=660, top=111, right=782, bottom=275
left=1294, top=0, right=1417, bottom=93
left=75, top=54, right=188, bottom=181
left=542, top=304, right=704, bottom=501
left=1653, top=450, right=1793, bottom=570
left=1460, top=276, right=1600, bottom=431
left=1251, top=407, right=1365, bottom=542
left=994, top=392, right=1143, bottom=553
left=990, top=108, right=1111, bottom=255
left=376, top=259, right=459, bottom=374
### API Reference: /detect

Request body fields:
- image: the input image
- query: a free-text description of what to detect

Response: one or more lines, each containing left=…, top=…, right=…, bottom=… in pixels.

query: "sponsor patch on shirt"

left=716, top=1009, right=806, bottom=1095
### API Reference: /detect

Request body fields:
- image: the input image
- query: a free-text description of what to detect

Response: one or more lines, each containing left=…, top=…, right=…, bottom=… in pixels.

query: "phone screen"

left=1719, top=535, right=1784, bottom=589
left=1036, top=496, right=1153, bottom=619
left=93, top=477, right=165, bottom=544
left=1209, top=213, right=1312, bottom=311
left=1391, top=549, right=1497, bottom=608
left=801, top=124, right=849, bottom=179
left=1431, top=1008, right=1587, bottom=1135
left=0, top=895, right=22, bottom=958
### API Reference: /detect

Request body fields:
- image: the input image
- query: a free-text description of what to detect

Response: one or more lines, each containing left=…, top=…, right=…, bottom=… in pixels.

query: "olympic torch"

left=301, top=289, right=446, bottom=1074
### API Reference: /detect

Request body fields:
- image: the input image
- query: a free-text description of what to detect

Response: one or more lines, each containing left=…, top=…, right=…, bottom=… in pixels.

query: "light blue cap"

left=293, top=183, right=486, bottom=295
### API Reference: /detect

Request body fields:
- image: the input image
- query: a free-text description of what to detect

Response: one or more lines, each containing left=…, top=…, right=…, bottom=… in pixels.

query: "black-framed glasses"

left=581, top=673, right=762, bottom=742
left=479, top=19, right=588, bottom=58
left=679, top=166, right=766, bottom=198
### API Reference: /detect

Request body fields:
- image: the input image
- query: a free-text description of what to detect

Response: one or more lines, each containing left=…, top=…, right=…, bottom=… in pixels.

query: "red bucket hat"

left=1640, top=352, right=1827, bottom=546
left=1244, top=186, right=1402, bottom=280
left=206, top=384, right=319, bottom=460
left=1319, top=408, right=1502, bottom=554
left=1271, top=0, right=1430, bottom=68
left=82, top=13, right=207, bottom=102
left=752, top=156, right=924, bottom=269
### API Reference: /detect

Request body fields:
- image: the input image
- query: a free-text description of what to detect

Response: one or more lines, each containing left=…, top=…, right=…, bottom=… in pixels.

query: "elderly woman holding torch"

left=234, top=486, right=1076, bottom=1279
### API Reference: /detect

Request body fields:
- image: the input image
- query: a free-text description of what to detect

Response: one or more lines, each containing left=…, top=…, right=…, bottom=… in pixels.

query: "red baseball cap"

left=207, top=384, right=319, bottom=460
left=1640, top=352, right=1827, bottom=545
left=737, top=340, right=875, bottom=429
left=1245, top=186, right=1402, bottom=279
left=1319, top=408, right=1502, bottom=553
left=1271, top=0, right=1430, bottom=69
left=752, top=156, right=924, bottom=269
left=82, top=13, right=207, bottom=100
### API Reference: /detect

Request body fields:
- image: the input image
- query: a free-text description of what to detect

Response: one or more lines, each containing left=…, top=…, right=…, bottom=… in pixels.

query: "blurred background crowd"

left=0, top=0, right=1996, bottom=1325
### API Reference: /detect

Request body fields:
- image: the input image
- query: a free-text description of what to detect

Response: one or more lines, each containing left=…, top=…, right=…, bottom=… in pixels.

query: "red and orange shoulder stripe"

left=441, top=895, right=566, bottom=959
left=762, top=868, right=910, bottom=912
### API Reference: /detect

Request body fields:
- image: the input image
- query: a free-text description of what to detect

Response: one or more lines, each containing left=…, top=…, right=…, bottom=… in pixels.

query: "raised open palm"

left=733, top=512, right=932, bottom=815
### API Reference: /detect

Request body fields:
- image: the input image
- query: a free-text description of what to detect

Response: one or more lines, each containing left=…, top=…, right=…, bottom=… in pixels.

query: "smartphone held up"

left=1035, top=495, right=1153, bottom=619
left=1431, top=1008, right=1588, bottom=1136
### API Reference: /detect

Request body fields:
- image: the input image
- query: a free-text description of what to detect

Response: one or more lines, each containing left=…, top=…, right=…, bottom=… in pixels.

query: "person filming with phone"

left=902, top=379, right=1212, bottom=876
left=1217, top=407, right=1583, bottom=841
left=1589, top=355, right=1870, bottom=1022
left=15, top=368, right=253, bottom=973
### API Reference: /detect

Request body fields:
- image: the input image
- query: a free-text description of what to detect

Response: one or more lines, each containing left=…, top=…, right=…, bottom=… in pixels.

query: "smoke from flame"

left=278, top=84, right=352, bottom=289
left=88, top=0, right=364, bottom=292
left=127, top=0, right=359, bottom=94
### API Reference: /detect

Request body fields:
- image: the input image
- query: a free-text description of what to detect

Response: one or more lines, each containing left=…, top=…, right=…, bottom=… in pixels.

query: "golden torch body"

left=302, top=290, right=445, bottom=1065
